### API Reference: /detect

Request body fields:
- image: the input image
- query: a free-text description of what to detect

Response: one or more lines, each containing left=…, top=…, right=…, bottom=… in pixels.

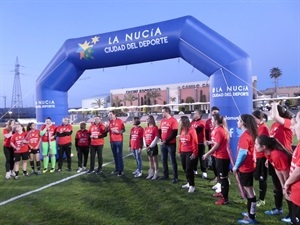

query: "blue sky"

left=0, top=0, right=299, bottom=108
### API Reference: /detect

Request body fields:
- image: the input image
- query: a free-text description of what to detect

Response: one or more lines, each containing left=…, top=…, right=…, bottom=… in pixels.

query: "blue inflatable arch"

left=36, top=15, right=252, bottom=157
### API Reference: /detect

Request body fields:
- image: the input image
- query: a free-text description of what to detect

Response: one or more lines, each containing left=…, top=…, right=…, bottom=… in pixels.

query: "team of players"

left=2, top=104, right=300, bottom=225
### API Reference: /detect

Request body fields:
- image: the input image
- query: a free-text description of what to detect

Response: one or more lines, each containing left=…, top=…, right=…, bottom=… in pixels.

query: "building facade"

left=110, top=77, right=258, bottom=111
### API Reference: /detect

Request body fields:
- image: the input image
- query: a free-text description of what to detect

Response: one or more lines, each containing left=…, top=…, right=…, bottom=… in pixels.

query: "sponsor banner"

left=210, top=62, right=252, bottom=161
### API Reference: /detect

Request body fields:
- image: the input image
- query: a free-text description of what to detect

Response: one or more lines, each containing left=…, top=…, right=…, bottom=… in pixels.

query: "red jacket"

left=178, top=127, right=198, bottom=156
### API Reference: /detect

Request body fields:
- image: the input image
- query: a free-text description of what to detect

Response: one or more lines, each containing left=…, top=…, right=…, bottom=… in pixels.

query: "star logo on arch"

left=76, top=36, right=100, bottom=60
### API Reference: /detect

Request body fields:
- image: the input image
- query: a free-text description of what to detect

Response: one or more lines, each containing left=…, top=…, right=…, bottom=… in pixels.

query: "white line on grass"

left=0, top=152, right=134, bottom=207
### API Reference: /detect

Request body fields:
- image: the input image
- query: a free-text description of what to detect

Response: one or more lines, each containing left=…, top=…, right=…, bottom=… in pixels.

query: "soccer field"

left=0, top=123, right=293, bottom=225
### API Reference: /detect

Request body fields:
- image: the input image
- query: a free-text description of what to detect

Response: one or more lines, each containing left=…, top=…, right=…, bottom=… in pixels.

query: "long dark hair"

left=252, top=110, right=268, bottom=122
left=6, top=119, right=15, bottom=131
left=256, top=135, right=292, bottom=162
left=212, top=113, right=229, bottom=140
left=180, top=116, right=191, bottom=134
left=147, top=115, right=156, bottom=126
left=240, top=114, right=258, bottom=141
left=27, top=122, right=34, bottom=132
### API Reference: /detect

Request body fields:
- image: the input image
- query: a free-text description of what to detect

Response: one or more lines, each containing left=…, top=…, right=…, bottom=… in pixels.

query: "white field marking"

left=0, top=152, right=134, bottom=207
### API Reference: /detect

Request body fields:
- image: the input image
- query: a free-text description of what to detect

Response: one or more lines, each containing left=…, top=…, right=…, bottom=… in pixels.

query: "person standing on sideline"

left=75, top=121, right=90, bottom=172
left=252, top=110, right=269, bottom=207
left=191, top=109, right=207, bottom=178
left=255, top=135, right=293, bottom=223
left=87, top=116, right=107, bottom=174
left=265, top=101, right=294, bottom=221
left=179, top=116, right=198, bottom=193
left=159, top=106, right=179, bottom=184
left=285, top=111, right=300, bottom=225
left=3, top=119, right=15, bottom=179
left=205, top=106, right=220, bottom=185
left=203, top=113, right=230, bottom=205
left=233, top=114, right=258, bottom=225
left=56, top=118, right=73, bottom=171
left=143, top=115, right=159, bottom=180
left=40, top=117, right=57, bottom=173
left=26, top=122, right=42, bottom=175
left=129, top=117, right=144, bottom=178
left=107, top=110, right=125, bottom=176
left=10, top=123, right=30, bottom=179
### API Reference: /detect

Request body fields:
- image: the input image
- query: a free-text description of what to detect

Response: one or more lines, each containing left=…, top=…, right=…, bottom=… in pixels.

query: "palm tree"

left=91, top=98, right=104, bottom=108
left=112, top=96, right=123, bottom=107
left=169, top=96, right=177, bottom=103
left=270, top=67, right=282, bottom=98
left=185, top=96, right=194, bottom=111
left=145, top=90, right=162, bottom=105
left=124, top=93, right=138, bottom=106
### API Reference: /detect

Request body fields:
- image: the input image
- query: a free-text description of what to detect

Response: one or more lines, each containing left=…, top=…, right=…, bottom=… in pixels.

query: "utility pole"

left=11, top=57, right=23, bottom=118
left=0, top=95, right=6, bottom=108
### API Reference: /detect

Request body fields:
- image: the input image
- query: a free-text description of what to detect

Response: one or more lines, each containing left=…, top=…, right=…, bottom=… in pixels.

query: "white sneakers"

left=151, top=172, right=158, bottom=180
left=188, top=186, right=195, bottom=193
left=182, top=183, right=190, bottom=189
left=5, top=171, right=11, bottom=179
left=11, top=170, right=16, bottom=177
left=77, top=167, right=83, bottom=173
left=212, top=182, right=221, bottom=190
left=215, top=187, right=221, bottom=193
left=146, top=169, right=153, bottom=179
left=182, top=183, right=195, bottom=192
left=132, top=169, right=139, bottom=175
left=134, top=172, right=142, bottom=178
left=212, top=182, right=221, bottom=193
left=202, top=172, right=208, bottom=179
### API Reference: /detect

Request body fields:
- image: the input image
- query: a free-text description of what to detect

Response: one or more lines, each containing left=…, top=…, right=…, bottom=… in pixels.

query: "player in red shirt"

left=265, top=102, right=294, bottom=219
left=129, top=117, right=144, bottom=178
left=205, top=106, right=220, bottom=184
left=233, top=114, right=258, bottom=224
left=2, top=119, right=16, bottom=179
left=10, top=123, right=29, bottom=179
left=252, top=110, right=269, bottom=207
left=203, top=113, right=230, bottom=205
left=191, top=109, right=207, bottom=178
left=285, top=111, right=300, bottom=225
left=255, top=134, right=293, bottom=223
left=75, top=121, right=90, bottom=172
left=178, top=116, right=198, bottom=193
left=143, top=115, right=159, bottom=180
left=40, top=117, right=57, bottom=173
left=107, top=110, right=126, bottom=176
left=26, top=122, right=41, bottom=175
left=159, top=106, right=178, bottom=184
left=56, top=117, right=73, bottom=171
left=87, top=116, right=107, bottom=174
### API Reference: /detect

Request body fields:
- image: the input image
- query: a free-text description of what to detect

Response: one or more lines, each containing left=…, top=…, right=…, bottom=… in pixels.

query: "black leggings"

left=3, top=146, right=14, bottom=172
left=180, top=152, right=196, bottom=186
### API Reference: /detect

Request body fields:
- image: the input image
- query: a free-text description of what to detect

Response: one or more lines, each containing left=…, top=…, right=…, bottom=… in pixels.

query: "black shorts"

left=215, top=158, right=230, bottom=177
left=29, top=149, right=40, bottom=154
left=239, top=171, right=254, bottom=187
left=146, top=145, right=158, bottom=157
left=14, top=152, right=30, bottom=162
left=254, top=157, right=268, bottom=181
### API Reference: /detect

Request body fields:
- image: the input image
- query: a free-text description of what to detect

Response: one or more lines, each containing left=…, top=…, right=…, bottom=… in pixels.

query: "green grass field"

left=0, top=122, right=296, bottom=225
